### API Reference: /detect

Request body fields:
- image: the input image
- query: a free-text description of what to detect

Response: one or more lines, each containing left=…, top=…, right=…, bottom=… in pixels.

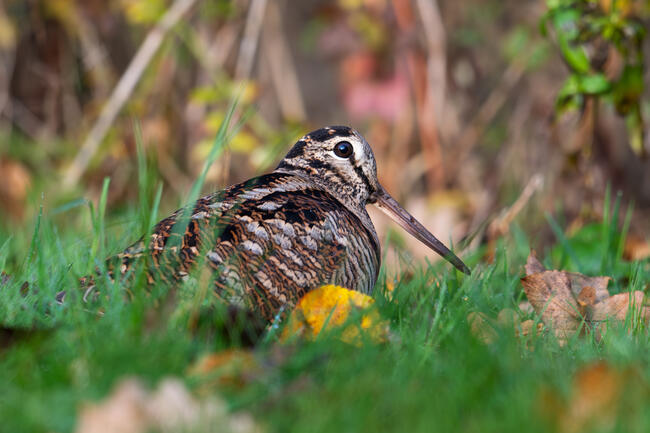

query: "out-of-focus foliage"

left=0, top=0, right=649, bottom=260
left=542, top=0, right=648, bottom=155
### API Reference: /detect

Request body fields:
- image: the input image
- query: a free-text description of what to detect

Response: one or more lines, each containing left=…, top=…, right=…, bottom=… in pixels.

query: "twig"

left=262, top=0, right=306, bottom=121
left=416, top=0, right=446, bottom=122
left=487, top=173, right=544, bottom=238
left=0, top=1, right=15, bottom=128
left=452, top=59, right=526, bottom=171
left=5, top=99, right=49, bottom=141
left=205, top=24, right=239, bottom=73
left=63, top=0, right=199, bottom=188
left=234, top=0, right=268, bottom=80
left=75, top=8, right=112, bottom=99
left=391, top=0, right=444, bottom=190
left=0, top=53, right=15, bottom=131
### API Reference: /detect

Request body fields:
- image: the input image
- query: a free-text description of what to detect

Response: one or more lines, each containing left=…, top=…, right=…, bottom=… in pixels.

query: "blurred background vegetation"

left=0, top=0, right=649, bottom=264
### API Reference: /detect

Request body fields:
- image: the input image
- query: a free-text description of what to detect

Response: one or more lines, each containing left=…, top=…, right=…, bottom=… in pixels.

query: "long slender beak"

left=372, top=187, right=471, bottom=275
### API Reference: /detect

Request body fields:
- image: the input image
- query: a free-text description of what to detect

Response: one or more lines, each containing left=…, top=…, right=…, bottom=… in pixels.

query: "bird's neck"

left=273, top=167, right=377, bottom=241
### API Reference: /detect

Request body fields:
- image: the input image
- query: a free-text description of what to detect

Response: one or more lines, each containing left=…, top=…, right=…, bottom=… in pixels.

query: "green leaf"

left=580, top=73, right=611, bottom=94
left=613, top=64, right=644, bottom=114
left=558, top=39, right=591, bottom=73
left=625, top=110, right=645, bottom=157
left=552, top=10, right=591, bottom=73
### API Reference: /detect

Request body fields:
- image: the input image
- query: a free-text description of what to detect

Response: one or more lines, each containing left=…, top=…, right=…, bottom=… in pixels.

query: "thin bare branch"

left=453, top=60, right=526, bottom=169
left=416, top=0, right=446, bottom=122
left=391, top=0, right=445, bottom=190
left=235, top=0, right=268, bottom=81
left=488, top=173, right=544, bottom=238
left=262, top=1, right=306, bottom=121
left=63, top=0, right=199, bottom=188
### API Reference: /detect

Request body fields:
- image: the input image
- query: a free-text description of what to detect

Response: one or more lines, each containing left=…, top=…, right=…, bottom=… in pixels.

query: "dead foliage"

left=521, top=251, right=649, bottom=343
left=469, top=251, right=649, bottom=345
left=0, top=158, right=31, bottom=220
left=540, top=362, right=649, bottom=433
left=75, top=377, right=261, bottom=433
left=623, top=234, right=650, bottom=261
left=188, top=349, right=261, bottom=390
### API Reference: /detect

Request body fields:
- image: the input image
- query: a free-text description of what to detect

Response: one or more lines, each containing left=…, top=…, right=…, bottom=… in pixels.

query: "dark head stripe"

left=307, top=159, right=348, bottom=184
left=284, top=139, right=307, bottom=159
left=353, top=165, right=374, bottom=194
left=308, top=126, right=354, bottom=142
left=278, top=158, right=348, bottom=187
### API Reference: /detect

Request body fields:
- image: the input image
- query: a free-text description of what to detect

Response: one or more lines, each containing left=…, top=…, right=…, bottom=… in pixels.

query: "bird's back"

left=113, top=172, right=380, bottom=320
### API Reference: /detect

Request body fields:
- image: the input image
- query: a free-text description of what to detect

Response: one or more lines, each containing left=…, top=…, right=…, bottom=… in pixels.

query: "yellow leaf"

left=281, top=285, right=388, bottom=344
left=0, top=7, right=15, bottom=48
left=230, top=131, right=258, bottom=154
left=122, top=0, right=166, bottom=24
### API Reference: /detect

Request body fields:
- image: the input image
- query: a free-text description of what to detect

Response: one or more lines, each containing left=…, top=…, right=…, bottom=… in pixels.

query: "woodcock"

left=97, top=126, right=470, bottom=321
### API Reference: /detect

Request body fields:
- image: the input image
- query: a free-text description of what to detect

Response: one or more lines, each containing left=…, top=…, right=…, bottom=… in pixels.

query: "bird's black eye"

left=334, top=141, right=353, bottom=158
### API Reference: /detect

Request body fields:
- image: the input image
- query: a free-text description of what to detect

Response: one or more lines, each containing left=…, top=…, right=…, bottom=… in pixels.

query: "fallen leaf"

left=623, top=234, right=650, bottom=261
left=467, top=312, right=496, bottom=344
left=521, top=270, right=581, bottom=343
left=521, top=251, right=650, bottom=343
left=525, top=254, right=611, bottom=302
left=524, top=252, right=546, bottom=275
left=540, top=362, right=646, bottom=433
left=76, top=377, right=260, bottom=433
left=0, top=158, right=31, bottom=220
left=517, top=320, right=544, bottom=338
left=497, top=308, right=518, bottom=326
left=76, top=379, right=150, bottom=433
left=518, top=301, right=535, bottom=315
left=468, top=310, right=545, bottom=345
left=566, top=274, right=610, bottom=303
left=561, top=363, right=621, bottom=433
left=280, top=285, right=388, bottom=344
left=592, top=291, right=650, bottom=323
left=189, top=349, right=260, bottom=389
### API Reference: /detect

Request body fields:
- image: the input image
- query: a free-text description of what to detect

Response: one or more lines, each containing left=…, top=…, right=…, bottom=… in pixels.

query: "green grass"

left=1, top=131, right=650, bottom=432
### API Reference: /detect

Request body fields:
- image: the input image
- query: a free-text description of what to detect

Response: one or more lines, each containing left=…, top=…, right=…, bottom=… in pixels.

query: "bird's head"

left=275, top=126, right=470, bottom=275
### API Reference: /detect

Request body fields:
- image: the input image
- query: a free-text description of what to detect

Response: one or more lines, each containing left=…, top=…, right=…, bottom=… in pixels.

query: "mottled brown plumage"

left=82, top=126, right=469, bottom=320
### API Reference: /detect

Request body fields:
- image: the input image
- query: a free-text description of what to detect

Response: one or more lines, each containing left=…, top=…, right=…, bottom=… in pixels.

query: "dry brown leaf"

left=496, top=308, right=518, bottom=326
left=521, top=250, right=649, bottom=342
left=524, top=250, right=547, bottom=275
left=592, top=291, right=650, bottom=323
left=467, top=312, right=497, bottom=344
left=75, top=377, right=261, bottom=433
left=517, top=320, right=544, bottom=338
left=518, top=301, right=535, bottom=315
left=468, top=310, right=545, bottom=345
left=76, top=379, right=149, bottom=433
left=623, top=234, right=650, bottom=261
left=525, top=254, right=611, bottom=302
left=521, top=270, right=581, bottom=343
left=566, top=274, right=611, bottom=302
left=188, top=349, right=260, bottom=389
left=540, top=362, right=643, bottom=433
left=576, top=286, right=597, bottom=312
left=563, top=363, right=621, bottom=432
left=0, top=158, right=31, bottom=220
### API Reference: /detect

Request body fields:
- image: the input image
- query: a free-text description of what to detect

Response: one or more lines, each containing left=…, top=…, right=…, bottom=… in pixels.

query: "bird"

left=81, top=126, right=470, bottom=321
